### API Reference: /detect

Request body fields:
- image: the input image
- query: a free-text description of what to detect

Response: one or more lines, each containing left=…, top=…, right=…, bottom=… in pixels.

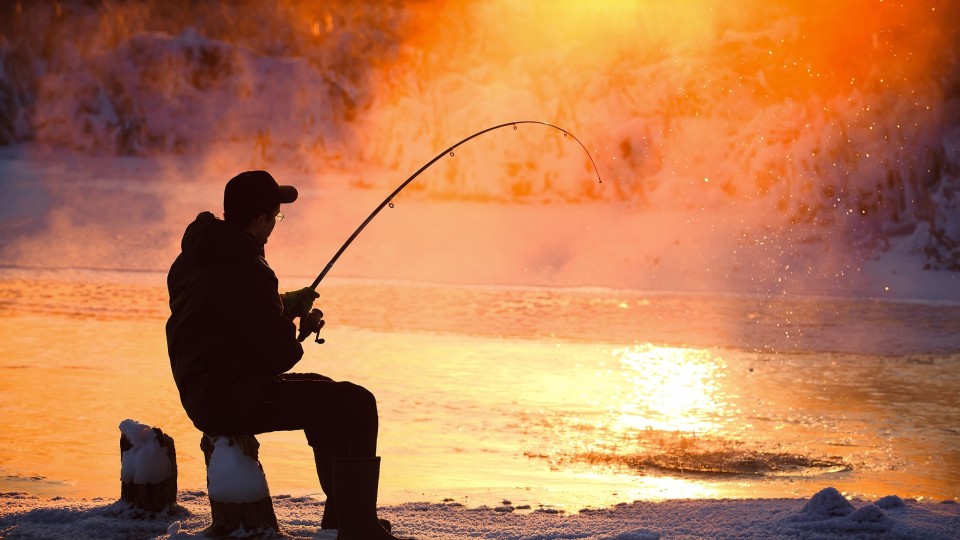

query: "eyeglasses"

left=274, top=211, right=284, bottom=223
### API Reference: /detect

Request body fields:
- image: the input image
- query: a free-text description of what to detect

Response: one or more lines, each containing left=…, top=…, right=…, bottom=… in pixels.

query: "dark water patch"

left=1, top=473, right=71, bottom=489
left=0, top=471, right=76, bottom=500
left=547, top=430, right=852, bottom=479
left=572, top=449, right=851, bottom=478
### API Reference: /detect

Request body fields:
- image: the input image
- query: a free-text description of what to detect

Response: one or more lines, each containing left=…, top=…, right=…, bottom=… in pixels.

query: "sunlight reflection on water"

left=612, top=346, right=727, bottom=434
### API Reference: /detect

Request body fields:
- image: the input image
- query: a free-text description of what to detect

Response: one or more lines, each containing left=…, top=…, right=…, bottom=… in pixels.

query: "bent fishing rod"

left=298, top=120, right=601, bottom=343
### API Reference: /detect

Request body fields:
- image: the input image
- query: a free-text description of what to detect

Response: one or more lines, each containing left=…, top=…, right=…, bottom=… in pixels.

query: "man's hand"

left=281, top=287, right=320, bottom=319
left=299, top=308, right=325, bottom=337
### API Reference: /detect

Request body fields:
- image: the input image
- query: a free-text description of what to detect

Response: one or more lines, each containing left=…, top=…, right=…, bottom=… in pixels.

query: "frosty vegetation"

left=1, top=0, right=958, bottom=270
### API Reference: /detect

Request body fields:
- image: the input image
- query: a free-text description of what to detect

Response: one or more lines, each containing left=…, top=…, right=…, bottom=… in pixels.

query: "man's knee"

left=304, top=381, right=379, bottom=453
left=339, top=382, right=377, bottom=416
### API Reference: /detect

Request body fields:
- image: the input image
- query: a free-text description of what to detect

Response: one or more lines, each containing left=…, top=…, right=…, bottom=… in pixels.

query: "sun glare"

left=612, top=345, right=728, bottom=433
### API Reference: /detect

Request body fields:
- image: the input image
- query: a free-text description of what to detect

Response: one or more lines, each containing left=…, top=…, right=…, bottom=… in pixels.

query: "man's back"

left=166, top=211, right=301, bottom=433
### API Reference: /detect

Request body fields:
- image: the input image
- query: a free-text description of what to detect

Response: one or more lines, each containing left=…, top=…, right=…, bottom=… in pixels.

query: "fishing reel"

left=297, top=309, right=325, bottom=344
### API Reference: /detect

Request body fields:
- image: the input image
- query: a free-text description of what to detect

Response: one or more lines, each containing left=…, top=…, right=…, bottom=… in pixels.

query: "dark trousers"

left=244, top=373, right=379, bottom=458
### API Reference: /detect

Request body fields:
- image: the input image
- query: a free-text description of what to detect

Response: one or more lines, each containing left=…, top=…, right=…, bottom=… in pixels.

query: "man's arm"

left=237, top=267, right=305, bottom=376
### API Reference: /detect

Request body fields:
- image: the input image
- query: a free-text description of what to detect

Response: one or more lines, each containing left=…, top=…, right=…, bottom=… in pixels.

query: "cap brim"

left=278, top=185, right=298, bottom=204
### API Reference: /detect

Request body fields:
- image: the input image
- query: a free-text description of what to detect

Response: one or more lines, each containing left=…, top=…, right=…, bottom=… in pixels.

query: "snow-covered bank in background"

left=2, top=1, right=959, bottom=271
left=1, top=487, right=958, bottom=540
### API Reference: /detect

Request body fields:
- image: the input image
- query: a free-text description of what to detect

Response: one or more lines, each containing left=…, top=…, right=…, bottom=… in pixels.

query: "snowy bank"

left=1, top=487, right=958, bottom=540
left=2, top=1, right=959, bottom=270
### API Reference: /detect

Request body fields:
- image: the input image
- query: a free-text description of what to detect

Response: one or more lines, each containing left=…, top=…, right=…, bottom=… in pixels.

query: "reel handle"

left=297, top=327, right=325, bottom=344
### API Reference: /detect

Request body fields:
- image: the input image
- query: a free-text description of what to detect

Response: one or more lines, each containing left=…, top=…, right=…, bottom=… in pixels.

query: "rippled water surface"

left=0, top=273, right=958, bottom=509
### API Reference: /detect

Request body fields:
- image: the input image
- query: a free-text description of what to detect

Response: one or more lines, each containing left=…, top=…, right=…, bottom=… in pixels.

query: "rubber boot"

left=317, top=451, right=392, bottom=532
left=332, top=457, right=410, bottom=540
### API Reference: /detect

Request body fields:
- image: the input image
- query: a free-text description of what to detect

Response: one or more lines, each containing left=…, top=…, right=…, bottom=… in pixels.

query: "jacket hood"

left=179, top=211, right=261, bottom=266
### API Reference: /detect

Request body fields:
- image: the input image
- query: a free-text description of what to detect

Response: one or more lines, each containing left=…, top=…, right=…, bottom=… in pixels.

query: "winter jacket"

left=166, top=211, right=303, bottom=434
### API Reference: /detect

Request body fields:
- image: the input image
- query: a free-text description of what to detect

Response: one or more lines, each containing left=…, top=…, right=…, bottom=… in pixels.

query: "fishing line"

left=298, top=120, right=601, bottom=342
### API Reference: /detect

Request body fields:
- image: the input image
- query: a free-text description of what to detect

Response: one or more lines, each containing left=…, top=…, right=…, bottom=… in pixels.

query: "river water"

left=0, top=272, right=957, bottom=510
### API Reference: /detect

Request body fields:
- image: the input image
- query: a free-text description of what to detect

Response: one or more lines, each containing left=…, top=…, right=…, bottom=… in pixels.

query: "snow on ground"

left=1, top=487, right=958, bottom=540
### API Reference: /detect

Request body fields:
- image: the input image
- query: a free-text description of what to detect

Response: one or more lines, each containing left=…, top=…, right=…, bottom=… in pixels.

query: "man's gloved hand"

left=281, top=287, right=320, bottom=319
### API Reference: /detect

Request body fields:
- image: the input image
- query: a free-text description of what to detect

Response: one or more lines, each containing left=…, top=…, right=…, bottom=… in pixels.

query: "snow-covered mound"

left=118, top=420, right=172, bottom=486
left=204, top=437, right=270, bottom=505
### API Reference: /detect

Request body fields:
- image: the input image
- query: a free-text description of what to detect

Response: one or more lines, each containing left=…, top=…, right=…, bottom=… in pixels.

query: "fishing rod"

left=298, top=120, right=602, bottom=343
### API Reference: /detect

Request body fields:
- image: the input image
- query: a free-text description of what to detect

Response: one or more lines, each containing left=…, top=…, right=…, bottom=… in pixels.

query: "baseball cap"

left=223, top=170, right=298, bottom=224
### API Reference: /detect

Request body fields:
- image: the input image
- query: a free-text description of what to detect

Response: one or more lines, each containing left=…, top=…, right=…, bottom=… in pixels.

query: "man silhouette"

left=166, top=170, right=404, bottom=539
